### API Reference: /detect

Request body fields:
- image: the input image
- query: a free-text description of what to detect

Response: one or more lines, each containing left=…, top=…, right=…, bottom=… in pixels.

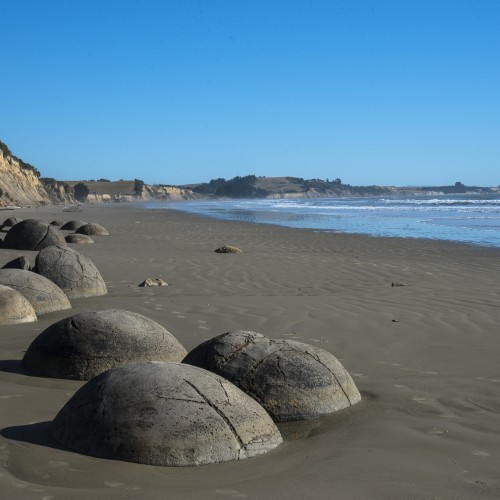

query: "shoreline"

left=1, top=203, right=499, bottom=499
left=143, top=197, right=500, bottom=251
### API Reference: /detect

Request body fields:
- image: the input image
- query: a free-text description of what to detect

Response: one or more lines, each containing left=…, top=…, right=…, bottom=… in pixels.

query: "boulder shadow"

left=1, top=421, right=66, bottom=452
left=0, top=359, right=29, bottom=375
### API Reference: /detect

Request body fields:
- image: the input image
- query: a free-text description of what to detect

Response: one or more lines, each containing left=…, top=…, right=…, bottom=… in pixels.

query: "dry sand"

left=1, top=203, right=499, bottom=499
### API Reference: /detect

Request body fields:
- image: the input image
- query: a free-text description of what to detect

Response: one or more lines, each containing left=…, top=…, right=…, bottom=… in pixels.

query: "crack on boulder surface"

left=304, top=349, right=352, bottom=405
left=184, top=379, right=245, bottom=450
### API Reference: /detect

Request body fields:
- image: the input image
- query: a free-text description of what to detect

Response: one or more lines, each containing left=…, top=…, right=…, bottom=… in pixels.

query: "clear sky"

left=1, top=0, right=499, bottom=187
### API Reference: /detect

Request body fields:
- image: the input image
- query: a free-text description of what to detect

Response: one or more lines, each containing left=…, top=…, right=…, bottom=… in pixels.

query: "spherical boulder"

left=3, top=219, right=67, bottom=251
left=22, top=309, right=187, bottom=380
left=49, top=361, right=282, bottom=465
left=183, top=330, right=361, bottom=422
left=60, top=220, right=87, bottom=230
left=75, top=223, right=109, bottom=236
left=50, top=220, right=64, bottom=226
left=35, top=245, right=107, bottom=299
left=0, top=284, right=37, bottom=325
left=0, top=269, right=71, bottom=315
left=1, top=217, right=23, bottom=230
left=65, top=233, right=94, bottom=244
left=2, top=255, right=31, bottom=270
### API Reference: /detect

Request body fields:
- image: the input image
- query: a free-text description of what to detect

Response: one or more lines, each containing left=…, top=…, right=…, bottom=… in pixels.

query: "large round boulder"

left=3, top=219, right=67, bottom=251
left=60, top=220, right=87, bottom=230
left=65, top=233, right=94, bottom=244
left=75, top=223, right=109, bottom=236
left=183, top=330, right=361, bottom=422
left=0, top=284, right=37, bottom=325
left=35, top=245, right=107, bottom=299
left=0, top=269, right=71, bottom=315
left=1, top=217, right=23, bottom=230
left=22, top=309, right=187, bottom=380
left=49, top=361, right=283, bottom=465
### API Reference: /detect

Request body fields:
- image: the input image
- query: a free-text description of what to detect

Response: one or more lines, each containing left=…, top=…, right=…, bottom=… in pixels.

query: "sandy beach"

left=1, top=203, right=499, bottom=499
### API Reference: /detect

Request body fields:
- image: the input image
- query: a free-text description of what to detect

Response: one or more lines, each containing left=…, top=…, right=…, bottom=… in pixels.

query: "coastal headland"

left=1, top=203, right=499, bottom=499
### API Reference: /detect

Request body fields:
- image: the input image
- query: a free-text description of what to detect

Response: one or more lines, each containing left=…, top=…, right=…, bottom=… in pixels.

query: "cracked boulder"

left=49, top=361, right=283, bottom=465
left=3, top=219, right=67, bottom=251
left=60, top=220, right=87, bottom=230
left=65, top=233, right=94, bottom=244
left=22, top=309, right=187, bottom=380
left=0, top=269, right=71, bottom=315
left=183, top=330, right=361, bottom=422
left=35, top=245, right=107, bottom=299
left=0, top=284, right=37, bottom=325
left=75, top=222, right=109, bottom=236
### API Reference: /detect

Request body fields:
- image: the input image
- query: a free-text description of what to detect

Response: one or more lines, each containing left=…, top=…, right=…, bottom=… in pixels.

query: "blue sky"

left=1, top=0, right=499, bottom=186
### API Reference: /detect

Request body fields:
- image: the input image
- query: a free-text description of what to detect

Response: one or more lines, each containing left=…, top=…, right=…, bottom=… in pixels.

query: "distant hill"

left=188, top=175, right=399, bottom=198
left=186, top=175, right=499, bottom=199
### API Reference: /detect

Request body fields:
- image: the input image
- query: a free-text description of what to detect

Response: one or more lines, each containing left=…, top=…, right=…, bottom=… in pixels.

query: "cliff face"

left=144, top=185, right=198, bottom=201
left=0, top=145, right=49, bottom=207
left=0, top=144, right=74, bottom=207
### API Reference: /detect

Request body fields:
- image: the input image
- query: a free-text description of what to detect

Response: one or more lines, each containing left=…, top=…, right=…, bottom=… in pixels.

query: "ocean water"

left=147, top=195, right=500, bottom=248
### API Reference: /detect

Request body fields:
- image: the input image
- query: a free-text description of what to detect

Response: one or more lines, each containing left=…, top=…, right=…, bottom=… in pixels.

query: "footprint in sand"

left=104, top=481, right=140, bottom=490
left=394, top=384, right=409, bottom=390
left=215, top=489, right=248, bottom=498
left=48, top=461, right=69, bottom=468
left=428, top=428, right=448, bottom=435
left=198, top=326, right=210, bottom=330
left=472, top=450, right=490, bottom=457
left=412, top=396, right=430, bottom=405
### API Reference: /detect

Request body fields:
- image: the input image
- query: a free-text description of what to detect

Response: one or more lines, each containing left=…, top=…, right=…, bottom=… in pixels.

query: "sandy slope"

left=0, top=203, right=499, bottom=499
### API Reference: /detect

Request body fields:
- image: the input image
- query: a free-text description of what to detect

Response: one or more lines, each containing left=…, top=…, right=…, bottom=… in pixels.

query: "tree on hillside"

left=74, top=182, right=89, bottom=202
left=134, top=179, right=145, bottom=196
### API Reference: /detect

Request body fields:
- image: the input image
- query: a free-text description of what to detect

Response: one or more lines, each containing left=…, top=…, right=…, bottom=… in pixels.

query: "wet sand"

left=1, top=203, right=499, bottom=499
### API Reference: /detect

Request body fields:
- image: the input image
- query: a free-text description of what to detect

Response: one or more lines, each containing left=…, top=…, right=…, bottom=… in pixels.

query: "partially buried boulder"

left=0, top=284, right=37, bottom=325
left=22, top=309, right=187, bottom=380
left=65, top=233, right=94, bottom=244
left=183, top=330, right=361, bottom=422
left=139, top=278, right=167, bottom=287
left=1, top=217, right=23, bottom=230
left=2, top=256, right=31, bottom=270
left=35, top=245, right=107, bottom=299
left=214, top=245, right=242, bottom=253
left=3, top=219, right=67, bottom=251
left=60, top=220, right=87, bottom=230
left=75, top=223, right=109, bottom=236
left=49, top=361, right=282, bottom=465
left=0, top=269, right=71, bottom=315
left=50, top=220, right=64, bottom=227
